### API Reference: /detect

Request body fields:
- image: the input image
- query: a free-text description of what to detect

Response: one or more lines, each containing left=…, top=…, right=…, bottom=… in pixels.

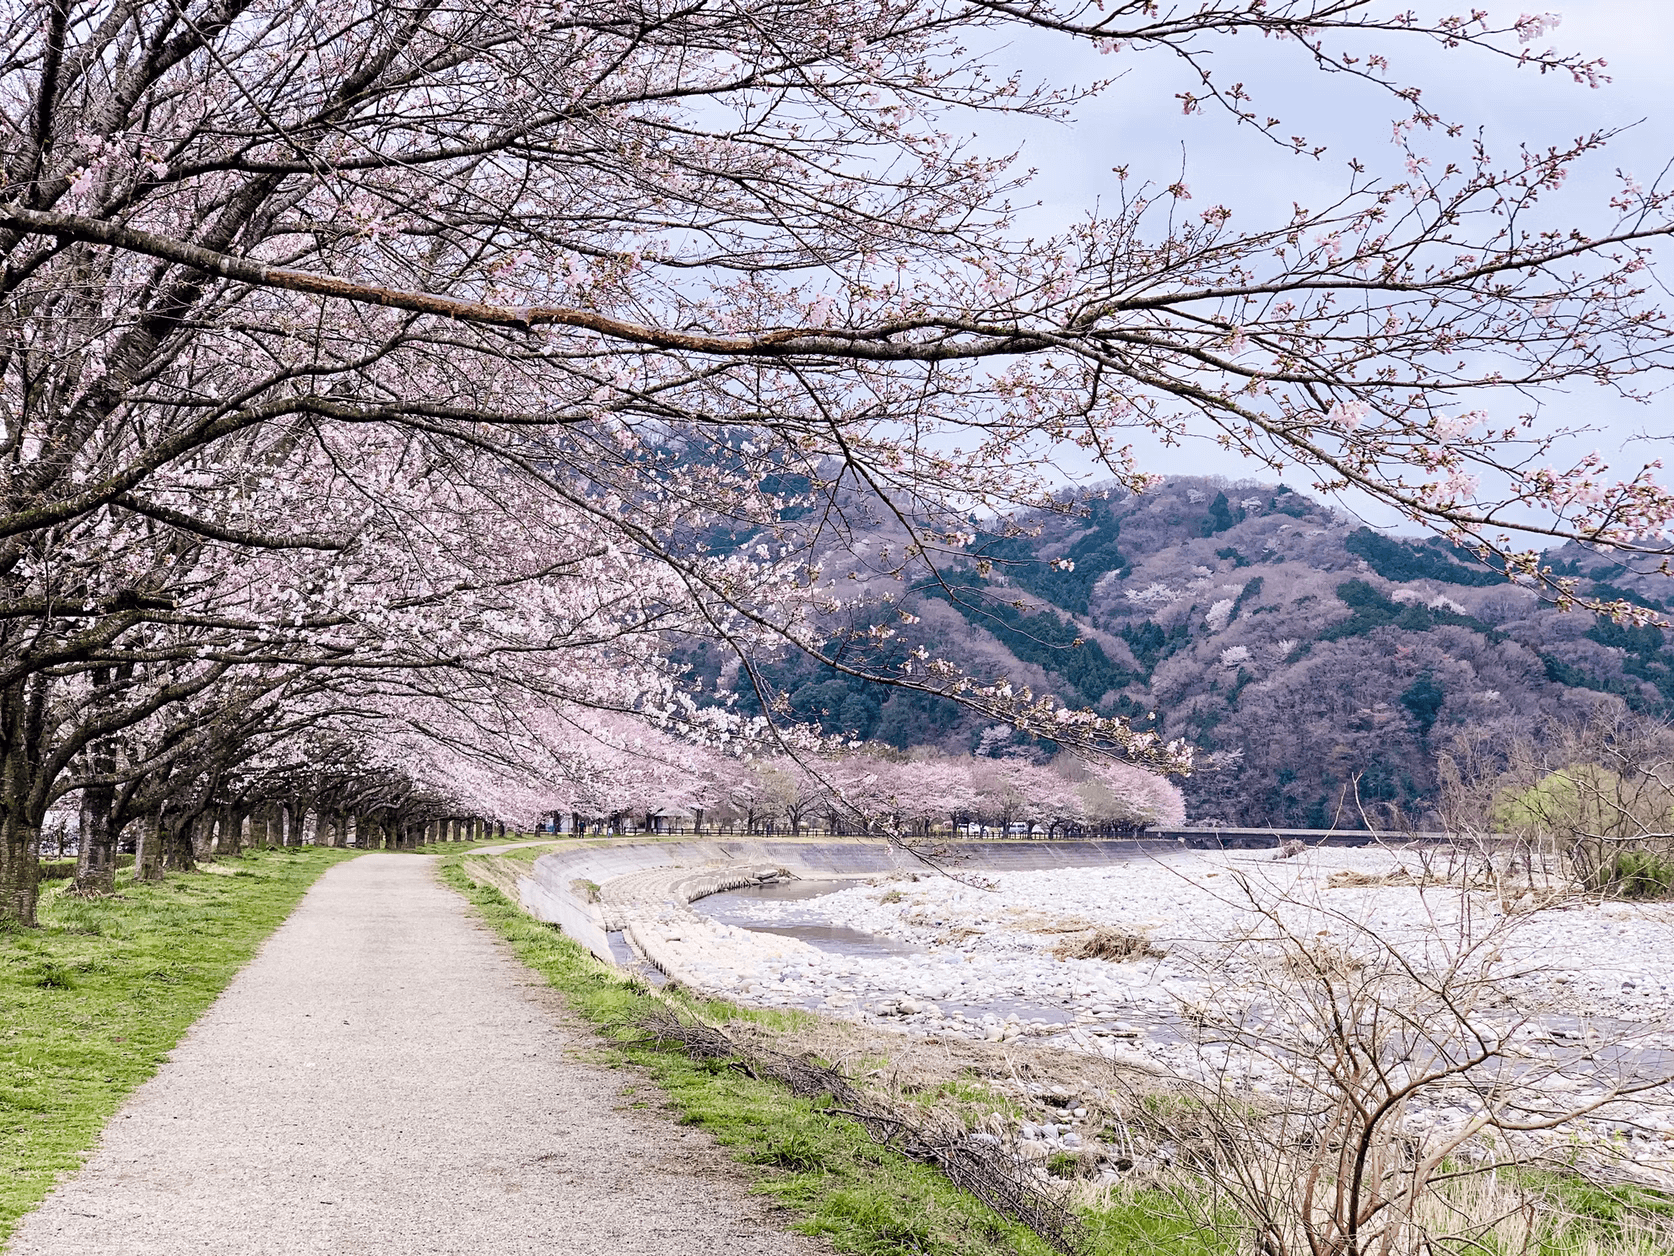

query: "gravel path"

left=7, top=854, right=820, bottom=1256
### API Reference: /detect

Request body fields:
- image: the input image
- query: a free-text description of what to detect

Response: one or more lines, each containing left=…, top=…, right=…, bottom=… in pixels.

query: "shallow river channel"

left=693, top=879, right=1075, bottom=1024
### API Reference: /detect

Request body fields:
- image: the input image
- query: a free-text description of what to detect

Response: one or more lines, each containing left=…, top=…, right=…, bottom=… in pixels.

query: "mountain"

left=707, top=477, right=1674, bottom=830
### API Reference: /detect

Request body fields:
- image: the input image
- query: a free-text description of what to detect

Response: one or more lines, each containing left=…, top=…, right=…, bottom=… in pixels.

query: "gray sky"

left=989, top=2, right=1673, bottom=539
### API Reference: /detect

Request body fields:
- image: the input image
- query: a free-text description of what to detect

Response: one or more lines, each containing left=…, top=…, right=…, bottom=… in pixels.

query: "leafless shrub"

left=1138, top=872, right=1674, bottom=1256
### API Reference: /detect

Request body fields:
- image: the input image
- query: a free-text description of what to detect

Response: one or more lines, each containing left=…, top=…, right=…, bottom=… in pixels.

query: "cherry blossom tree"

left=1074, top=755, right=1190, bottom=830
left=2, top=0, right=1672, bottom=923
left=892, top=754, right=984, bottom=839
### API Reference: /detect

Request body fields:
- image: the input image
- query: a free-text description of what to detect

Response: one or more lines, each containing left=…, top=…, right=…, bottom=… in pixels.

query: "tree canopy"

left=0, top=0, right=1671, bottom=921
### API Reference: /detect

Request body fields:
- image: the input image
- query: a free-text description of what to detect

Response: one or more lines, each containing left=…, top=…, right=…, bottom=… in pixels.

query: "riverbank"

left=681, top=844, right=1674, bottom=1180
left=444, top=859, right=1172, bottom=1256
left=480, top=841, right=1674, bottom=1254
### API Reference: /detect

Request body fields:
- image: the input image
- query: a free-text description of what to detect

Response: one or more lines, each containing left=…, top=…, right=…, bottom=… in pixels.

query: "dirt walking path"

left=7, top=854, right=819, bottom=1255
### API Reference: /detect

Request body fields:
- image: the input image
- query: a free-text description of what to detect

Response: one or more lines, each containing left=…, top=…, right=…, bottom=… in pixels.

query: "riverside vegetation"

left=0, top=847, right=357, bottom=1244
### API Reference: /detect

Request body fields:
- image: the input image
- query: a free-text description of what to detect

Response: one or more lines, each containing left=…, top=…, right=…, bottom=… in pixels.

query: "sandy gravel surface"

left=8, top=854, right=819, bottom=1256
left=681, top=847, right=1674, bottom=1179
left=704, top=847, right=1674, bottom=1041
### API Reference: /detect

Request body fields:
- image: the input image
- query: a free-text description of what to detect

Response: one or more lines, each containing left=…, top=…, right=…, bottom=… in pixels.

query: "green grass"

left=495, top=842, right=565, bottom=864
left=0, top=847, right=358, bottom=1244
left=1608, top=851, right=1674, bottom=900
left=37, top=855, right=134, bottom=882
left=440, top=859, right=1225, bottom=1256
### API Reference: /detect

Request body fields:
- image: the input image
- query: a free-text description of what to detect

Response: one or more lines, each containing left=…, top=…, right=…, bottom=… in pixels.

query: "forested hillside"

left=710, top=479, right=1674, bottom=829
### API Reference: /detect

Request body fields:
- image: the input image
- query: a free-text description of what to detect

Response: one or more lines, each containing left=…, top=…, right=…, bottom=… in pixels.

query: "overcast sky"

left=985, top=2, right=1673, bottom=537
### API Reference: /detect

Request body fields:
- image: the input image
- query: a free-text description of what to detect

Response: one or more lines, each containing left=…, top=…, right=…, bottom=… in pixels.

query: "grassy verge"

left=0, top=847, right=358, bottom=1244
left=440, top=859, right=1218, bottom=1256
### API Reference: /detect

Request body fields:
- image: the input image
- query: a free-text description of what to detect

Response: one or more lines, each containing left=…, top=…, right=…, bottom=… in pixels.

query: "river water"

left=693, top=878, right=1074, bottom=1024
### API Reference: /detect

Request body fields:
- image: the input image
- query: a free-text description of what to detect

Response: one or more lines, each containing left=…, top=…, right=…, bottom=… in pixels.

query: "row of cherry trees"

left=2, top=1, right=1671, bottom=924
left=616, top=750, right=1189, bottom=839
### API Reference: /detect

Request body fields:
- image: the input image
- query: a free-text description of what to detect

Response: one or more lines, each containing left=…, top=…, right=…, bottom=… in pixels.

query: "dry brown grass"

left=713, top=1008, right=1198, bottom=1199
left=1326, top=866, right=1419, bottom=889
left=458, top=853, right=529, bottom=900
left=1324, top=862, right=1585, bottom=914
left=1052, top=928, right=1167, bottom=962
left=1282, top=940, right=1364, bottom=979
left=1008, top=911, right=1167, bottom=963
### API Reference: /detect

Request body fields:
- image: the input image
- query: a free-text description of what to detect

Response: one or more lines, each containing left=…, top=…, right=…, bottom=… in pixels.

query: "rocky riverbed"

left=676, top=844, right=1674, bottom=1179
left=697, top=848, right=1673, bottom=1032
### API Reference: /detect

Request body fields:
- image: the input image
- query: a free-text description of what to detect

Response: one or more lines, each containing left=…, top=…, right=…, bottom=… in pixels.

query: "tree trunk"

left=72, top=666, right=120, bottom=894
left=0, top=677, right=46, bottom=926
left=0, top=806, right=39, bottom=925
left=191, top=813, right=215, bottom=860
left=165, top=811, right=197, bottom=871
left=75, top=777, right=118, bottom=896
left=217, top=805, right=244, bottom=856
left=135, top=812, right=165, bottom=881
